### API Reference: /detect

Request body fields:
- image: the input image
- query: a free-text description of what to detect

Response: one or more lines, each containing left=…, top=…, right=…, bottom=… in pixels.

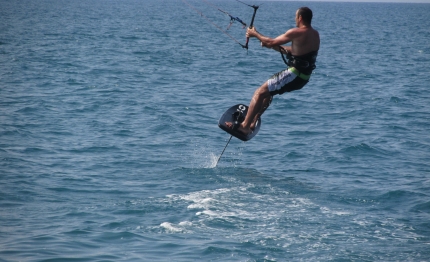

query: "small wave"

left=378, top=190, right=421, bottom=201
left=390, top=96, right=401, bottom=103
left=159, top=222, right=189, bottom=233
left=320, top=206, right=351, bottom=216
left=15, top=106, right=38, bottom=113
left=340, top=142, right=391, bottom=158
left=411, top=201, right=430, bottom=213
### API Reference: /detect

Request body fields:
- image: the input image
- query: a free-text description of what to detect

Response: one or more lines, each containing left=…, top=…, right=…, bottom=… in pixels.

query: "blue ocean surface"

left=1, top=0, right=430, bottom=261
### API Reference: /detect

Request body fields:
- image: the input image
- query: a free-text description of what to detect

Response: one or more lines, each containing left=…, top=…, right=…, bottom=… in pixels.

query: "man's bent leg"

left=240, top=82, right=271, bottom=132
left=250, top=95, right=272, bottom=130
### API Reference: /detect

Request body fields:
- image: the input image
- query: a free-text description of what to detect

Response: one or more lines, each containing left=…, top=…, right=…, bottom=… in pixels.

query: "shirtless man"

left=226, top=7, right=320, bottom=136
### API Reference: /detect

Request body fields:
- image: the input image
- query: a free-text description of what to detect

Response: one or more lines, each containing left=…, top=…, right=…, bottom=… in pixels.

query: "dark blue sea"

left=1, top=0, right=430, bottom=261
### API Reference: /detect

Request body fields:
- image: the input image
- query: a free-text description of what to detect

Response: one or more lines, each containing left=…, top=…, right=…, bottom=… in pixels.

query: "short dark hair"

left=298, top=7, right=313, bottom=25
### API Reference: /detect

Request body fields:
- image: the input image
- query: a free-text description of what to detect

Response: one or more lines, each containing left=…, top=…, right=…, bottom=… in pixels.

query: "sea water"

left=1, top=0, right=429, bottom=261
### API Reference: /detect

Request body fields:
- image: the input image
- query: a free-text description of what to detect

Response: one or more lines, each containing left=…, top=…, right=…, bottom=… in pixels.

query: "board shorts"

left=267, top=67, right=309, bottom=96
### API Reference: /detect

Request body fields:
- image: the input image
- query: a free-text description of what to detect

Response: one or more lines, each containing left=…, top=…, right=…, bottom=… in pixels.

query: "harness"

left=280, top=47, right=318, bottom=80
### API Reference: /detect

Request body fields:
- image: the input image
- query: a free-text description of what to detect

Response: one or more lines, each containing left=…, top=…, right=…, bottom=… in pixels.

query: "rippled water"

left=1, top=0, right=429, bottom=261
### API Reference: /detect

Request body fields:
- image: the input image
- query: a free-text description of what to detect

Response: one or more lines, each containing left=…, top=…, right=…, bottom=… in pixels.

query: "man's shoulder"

left=287, top=26, right=317, bottom=35
left=285, top=27, right=303, bottom=37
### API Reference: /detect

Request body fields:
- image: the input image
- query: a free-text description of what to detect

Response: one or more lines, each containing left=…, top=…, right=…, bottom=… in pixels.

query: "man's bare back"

left=286, top=26, right=320, bottom=56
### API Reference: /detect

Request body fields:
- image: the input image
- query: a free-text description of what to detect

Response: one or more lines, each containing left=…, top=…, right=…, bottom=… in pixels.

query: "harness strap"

left=290, top=67, right=311, bottom=81
left=280, top=46, right=290, bottom=66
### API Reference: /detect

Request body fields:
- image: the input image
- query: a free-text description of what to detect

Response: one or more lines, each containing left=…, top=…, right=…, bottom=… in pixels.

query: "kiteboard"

left=218, top=104, right=261, bottom=141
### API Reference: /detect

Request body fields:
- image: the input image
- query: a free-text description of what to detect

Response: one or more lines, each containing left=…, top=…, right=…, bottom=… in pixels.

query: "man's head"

left=296, top=7, right=313, bottom=27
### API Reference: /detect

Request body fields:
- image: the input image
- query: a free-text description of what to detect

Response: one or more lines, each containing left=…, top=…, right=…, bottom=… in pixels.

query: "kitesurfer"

left=226, top=7, right=320, bottom=136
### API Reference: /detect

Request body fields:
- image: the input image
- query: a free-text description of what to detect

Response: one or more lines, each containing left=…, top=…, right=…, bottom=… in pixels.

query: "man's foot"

left=249, top=115, right=261, bottom=130
left=225, top=122, right=253, bottom=136
left=250, top=119, right=258, bottom=131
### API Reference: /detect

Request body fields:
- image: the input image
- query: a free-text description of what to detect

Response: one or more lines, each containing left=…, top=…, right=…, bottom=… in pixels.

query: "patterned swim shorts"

left=267, top=67, right=309, bottom=95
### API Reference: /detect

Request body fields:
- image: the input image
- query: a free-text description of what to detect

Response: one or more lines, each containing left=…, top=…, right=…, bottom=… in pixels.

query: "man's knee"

left=254, top=82, right=270, bottom=99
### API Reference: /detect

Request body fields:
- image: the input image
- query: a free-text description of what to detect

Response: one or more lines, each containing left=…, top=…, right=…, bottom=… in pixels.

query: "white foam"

left=320, top=207, right=351, bottom=216
left=187, top=197, right=214, bottom=209
left=178, top=221, right=193, bottom=227
left=160, top=222, right=183, bottom=233
left=166, top=186, right=324, bottom=239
